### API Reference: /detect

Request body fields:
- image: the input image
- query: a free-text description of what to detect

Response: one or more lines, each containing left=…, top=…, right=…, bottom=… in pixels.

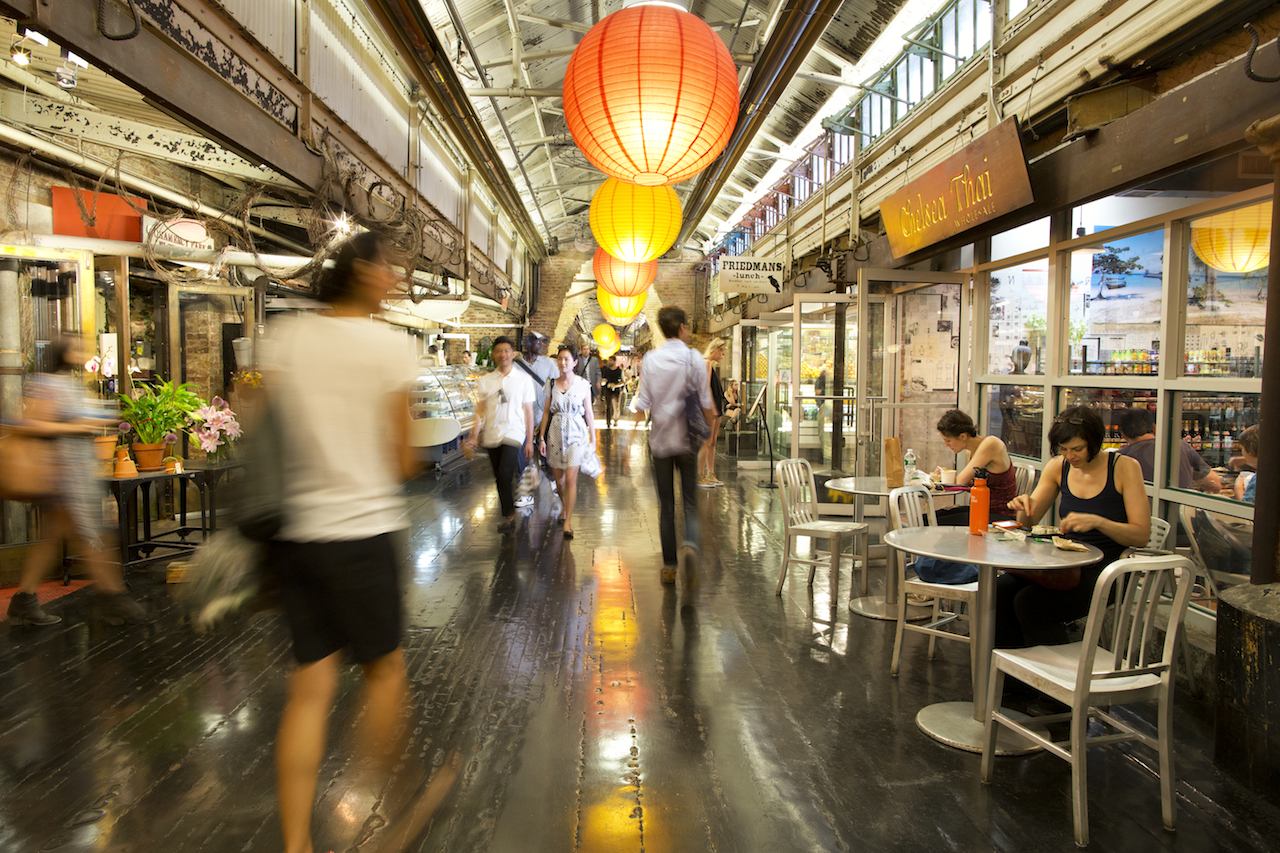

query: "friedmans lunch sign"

left=881, top=118, right=1033, bottom=258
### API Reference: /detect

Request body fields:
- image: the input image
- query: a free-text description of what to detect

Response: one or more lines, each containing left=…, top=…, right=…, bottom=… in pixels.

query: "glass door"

left=790, top=295, right=858, bottom=473
left=857, top=269, right=967, bottom=477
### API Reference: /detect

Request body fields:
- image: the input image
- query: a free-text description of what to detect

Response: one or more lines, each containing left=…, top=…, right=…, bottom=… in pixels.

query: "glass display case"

left=410, top=364, right=477, bottom=463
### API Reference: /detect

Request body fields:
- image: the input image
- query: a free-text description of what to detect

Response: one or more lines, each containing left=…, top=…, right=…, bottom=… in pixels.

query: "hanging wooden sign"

left=880, top=118, right=1033, bottom=258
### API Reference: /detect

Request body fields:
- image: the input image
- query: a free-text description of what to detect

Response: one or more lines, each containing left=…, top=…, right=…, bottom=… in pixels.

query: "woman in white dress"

left=537, top=345, right=596, bottom=539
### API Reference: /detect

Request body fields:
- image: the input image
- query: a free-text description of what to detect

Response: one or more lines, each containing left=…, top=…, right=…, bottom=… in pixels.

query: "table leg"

left=115, top=485, right=133, bottom=569
left=848, top=495, right=929, bottom=622
left=915, top=564, right=1038, bottom=755
left=140, top=482, right=153, bottom=553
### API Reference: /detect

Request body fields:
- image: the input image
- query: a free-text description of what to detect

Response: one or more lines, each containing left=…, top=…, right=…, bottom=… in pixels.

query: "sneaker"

left=707, top=477, right=724, bottom=487
left=697, top=477, right=716, bottom=489
left=660, top=565, right=677, bottom=585
left=514, top=494, right=535, bottom=508
left=6, top=592, right=62, bottom=626
left=95, top=591, right=152, bottom=625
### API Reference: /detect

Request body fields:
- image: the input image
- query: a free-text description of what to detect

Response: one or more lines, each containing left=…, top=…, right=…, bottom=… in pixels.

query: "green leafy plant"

left=119, top=379, right=205, bottom=445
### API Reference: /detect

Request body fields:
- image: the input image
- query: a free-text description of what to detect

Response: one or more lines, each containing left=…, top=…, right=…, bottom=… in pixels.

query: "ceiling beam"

left=467, top=87, right=562, bottom=98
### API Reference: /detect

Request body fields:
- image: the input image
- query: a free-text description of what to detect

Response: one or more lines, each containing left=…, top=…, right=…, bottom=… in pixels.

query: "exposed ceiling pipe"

left=675, top=0, right=843, bottom=247
left=367, top=0, right=547, bottom=257
left=437, top=0, right=557, bottom=241
left=467, top=87, right=563, bottom=98
left=0, top=122, right=310, bottom=254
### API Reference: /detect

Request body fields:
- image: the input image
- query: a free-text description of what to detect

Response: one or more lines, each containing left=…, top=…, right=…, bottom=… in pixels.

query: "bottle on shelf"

left=1191, top=430, right=1203, bottom=451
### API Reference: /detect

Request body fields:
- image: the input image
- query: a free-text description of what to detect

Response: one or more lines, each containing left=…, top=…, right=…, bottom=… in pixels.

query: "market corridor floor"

left=0, top=431, right=1276, bottom=852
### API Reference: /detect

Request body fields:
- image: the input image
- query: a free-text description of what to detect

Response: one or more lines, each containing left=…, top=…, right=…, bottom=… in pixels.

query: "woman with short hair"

left=1000, top=405, right=1151, bottom=648
left=699, top=338, right=728, bottom=487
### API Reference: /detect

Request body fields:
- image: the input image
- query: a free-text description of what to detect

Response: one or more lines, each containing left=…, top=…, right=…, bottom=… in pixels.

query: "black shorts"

left=273, top=532, right=403, bottom=665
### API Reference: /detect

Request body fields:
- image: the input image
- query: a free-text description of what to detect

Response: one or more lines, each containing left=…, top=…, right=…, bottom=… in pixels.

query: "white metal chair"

left=1177, top=505, right=1222, bottom=598
left=776, top=458, right=868, bottom=596
left=1146, top=516, right=1171, bottom=551
left=980, top=554, right=1196, bottom=847
left=888, top=485, right=978, bottom=677
left=1013, top=461, right=1038, bottom=496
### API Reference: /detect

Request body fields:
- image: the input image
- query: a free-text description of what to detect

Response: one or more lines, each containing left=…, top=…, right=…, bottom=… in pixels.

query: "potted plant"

left=119, top=379, right=205, bottom=472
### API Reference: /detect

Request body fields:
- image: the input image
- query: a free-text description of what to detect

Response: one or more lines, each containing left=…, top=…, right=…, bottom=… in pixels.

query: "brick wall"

left=528, top=248, right=705, bottom=348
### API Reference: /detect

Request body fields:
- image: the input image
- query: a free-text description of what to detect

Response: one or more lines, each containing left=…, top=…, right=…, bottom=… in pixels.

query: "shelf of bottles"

left=1177, top=394, right=1259, bottom=469
left=1073, top=348, right=1159, bottom=376
left=1182, top=347, right=1260, bottom=378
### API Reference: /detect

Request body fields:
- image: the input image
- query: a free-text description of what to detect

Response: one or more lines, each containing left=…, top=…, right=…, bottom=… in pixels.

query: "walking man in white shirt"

left=464, top=336, right=536, bottom=531
left=631, top=307, right=715, bottom=585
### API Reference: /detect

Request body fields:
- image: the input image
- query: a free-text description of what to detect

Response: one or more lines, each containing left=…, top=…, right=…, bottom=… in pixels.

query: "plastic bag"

left=179, top=529, right=272, bottom=630
left=579, top=447, right=602, bottom=479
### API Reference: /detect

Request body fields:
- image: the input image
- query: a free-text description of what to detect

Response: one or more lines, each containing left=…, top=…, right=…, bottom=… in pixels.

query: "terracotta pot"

left=132, top=442, right=166, bottom=472
left=113, top=453, right=138, bottom=479
left=93, top=435, right=117, bottom=463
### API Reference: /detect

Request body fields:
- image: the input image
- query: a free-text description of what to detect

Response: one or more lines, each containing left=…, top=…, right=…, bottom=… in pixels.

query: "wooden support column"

left=1245, top=114, right=1280, bottom=585
left=112, top=257, right=131, bottom=398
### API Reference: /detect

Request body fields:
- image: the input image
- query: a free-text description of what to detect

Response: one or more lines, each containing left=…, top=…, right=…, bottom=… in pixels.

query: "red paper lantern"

left=594, top=248, right=656, bottom=298
left=563, top=6, right=739, bottom=186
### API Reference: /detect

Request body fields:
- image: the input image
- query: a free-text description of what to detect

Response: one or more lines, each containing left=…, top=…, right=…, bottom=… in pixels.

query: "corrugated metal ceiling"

left=420, top=0, right=906, bottom=243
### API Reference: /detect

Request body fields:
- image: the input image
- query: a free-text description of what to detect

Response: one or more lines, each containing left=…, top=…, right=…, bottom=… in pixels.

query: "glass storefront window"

left=1169, top=392, right=1261, bottom=500
left=987, top=258, right=1047, bottom=375
left=990, top=216, right=1049, bottom=262
left=1067, top=229, right=1163, bottom=375
left=1184, top=200, right=1269, bottom=378
left=1182, top=506, right=1253, bottom=585
left=983, top=383, right=1043, bottom=458
left=1058, top=388, right=1158, bottom=482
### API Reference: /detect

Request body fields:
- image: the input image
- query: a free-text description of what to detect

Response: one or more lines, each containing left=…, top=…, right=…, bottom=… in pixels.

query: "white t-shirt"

left=264, top=314, right=419, bottom=542
left=476, top=368, right=536, bottom=448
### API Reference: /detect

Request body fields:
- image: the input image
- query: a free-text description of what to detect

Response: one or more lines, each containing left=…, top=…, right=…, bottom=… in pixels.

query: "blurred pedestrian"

left=631, top=307, right=714, bottom=585
left=464, top=336, right=536, bottom=531
left=699, top=339, right=727, bottom=487
left=5, top=336, right=148, bottom=626
left=265, top=231, right=424, bottom=853
left=538, top=345, right=595, bottom=539
left=601, top=355, right=624, bottom=428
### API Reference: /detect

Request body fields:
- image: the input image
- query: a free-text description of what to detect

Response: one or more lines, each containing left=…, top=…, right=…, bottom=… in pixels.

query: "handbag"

left=684, top=350, right=710, bottom=449
left=0, top=428, right=56, bottom=502
left=228, top=395, right=286, bottom=543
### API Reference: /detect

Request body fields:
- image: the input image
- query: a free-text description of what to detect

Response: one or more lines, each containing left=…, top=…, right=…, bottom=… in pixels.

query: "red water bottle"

left=969, top=468, right=990, bottom=535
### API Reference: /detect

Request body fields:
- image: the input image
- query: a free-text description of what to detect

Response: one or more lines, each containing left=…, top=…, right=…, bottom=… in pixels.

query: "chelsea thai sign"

left=717, top=256, right=786, bottom=294
left=881, top=118, right=1033, bottom=258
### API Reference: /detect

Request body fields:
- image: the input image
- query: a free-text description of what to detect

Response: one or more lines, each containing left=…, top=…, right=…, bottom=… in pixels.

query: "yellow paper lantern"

left=589, top=178, right=681, bottom=263
left=592, top=323, right=619, bottom=349
left=1190, top=200, right=1272, bottom=274
left=594, top=248, right=656, bottom=298
left=597, top=286, right=647, bottom=325
left=599, top=342, right=620, bottom=359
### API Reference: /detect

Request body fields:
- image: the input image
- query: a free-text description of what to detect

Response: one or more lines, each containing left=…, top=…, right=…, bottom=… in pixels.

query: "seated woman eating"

left=1000, top=406, right=1151, bottom=648
left=931, top=409, right=1018, bottom=526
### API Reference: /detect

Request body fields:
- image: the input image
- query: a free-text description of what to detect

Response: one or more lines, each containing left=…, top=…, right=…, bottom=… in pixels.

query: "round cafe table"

left=824, top=477, right=951, bottom=621
left=883, top=527, right=1103, bottom=755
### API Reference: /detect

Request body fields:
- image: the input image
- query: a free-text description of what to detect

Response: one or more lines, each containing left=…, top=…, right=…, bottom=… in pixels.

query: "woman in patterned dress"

left=537, top=345, right=596, bottom=539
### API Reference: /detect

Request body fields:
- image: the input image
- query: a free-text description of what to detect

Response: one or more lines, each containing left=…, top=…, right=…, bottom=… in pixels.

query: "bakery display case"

left=410, top=364, right=477, bottom=466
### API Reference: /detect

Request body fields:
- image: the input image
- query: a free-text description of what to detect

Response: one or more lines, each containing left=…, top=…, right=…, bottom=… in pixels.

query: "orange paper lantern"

left=594, top=248, right=656, bottom=298
left=597, top=286, right=647, bottom=326
left=1190, top=200, right=1272, bottom=274
left=589, top=178, right=681, bottom=263
left=563, top=6, right=739, bottom=186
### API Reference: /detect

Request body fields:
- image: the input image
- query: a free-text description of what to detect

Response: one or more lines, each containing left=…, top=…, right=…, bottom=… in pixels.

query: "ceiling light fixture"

left=10, top=44, right=30, bottom=66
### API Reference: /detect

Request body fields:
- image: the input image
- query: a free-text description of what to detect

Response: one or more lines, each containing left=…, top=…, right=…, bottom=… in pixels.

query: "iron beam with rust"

left=0, top=0, right=324, bottom=189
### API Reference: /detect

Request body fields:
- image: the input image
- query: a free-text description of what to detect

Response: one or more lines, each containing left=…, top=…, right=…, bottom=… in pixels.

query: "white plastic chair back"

left=1076, top=555, right=1194, bottom=688
left=1147, top=517, right=1172, bottom=551
left=778, top=458, right=820, bottom=530
left=887, top=484, right=937, bottom=531
left=1014, top=462, right=1037, bottom=496
left=1177, top=505, right=1207, bottom=568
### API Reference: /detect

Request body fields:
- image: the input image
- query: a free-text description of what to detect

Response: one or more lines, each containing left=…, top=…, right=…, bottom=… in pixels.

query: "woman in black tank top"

left=997, top=407, right=1151, bottom=649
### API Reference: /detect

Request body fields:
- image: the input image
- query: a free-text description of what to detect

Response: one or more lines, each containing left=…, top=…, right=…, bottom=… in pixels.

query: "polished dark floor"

left=1, top=429, right=1277, bottom=851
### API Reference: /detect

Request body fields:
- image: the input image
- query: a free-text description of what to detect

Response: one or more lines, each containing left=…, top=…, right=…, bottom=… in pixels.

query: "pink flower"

left=196, top=428, right=222, bottom=454
left=222, top=417, right=242, bottom=439
left=194, top=405, right=219, bottom=423
left=84, top=356, right=101, bottom=374
left=207, top=410, right=232, bottom=431
left=211, top=396, right=228, bottom=410
left=117, top=421, right=132, bottom=435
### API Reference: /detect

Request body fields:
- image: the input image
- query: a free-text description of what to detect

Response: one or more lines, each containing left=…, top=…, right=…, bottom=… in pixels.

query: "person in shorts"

left=265, top=231, right=422, bottom=853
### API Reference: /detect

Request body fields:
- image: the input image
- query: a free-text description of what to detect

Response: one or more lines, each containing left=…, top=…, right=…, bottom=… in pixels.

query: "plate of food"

left=1030, top=524, right=1061, bottom=537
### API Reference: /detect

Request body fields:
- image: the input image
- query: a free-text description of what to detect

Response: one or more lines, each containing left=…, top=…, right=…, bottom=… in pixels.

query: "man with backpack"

left=631, top=307, right=715, bottom=585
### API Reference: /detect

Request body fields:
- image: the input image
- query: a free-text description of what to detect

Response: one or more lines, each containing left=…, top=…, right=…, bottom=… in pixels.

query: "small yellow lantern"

left=597, top=286, right=647, bottom=326
left=592, top=323, right=619, bottom=349
left=1190, top=200, right=1272, bottom=274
